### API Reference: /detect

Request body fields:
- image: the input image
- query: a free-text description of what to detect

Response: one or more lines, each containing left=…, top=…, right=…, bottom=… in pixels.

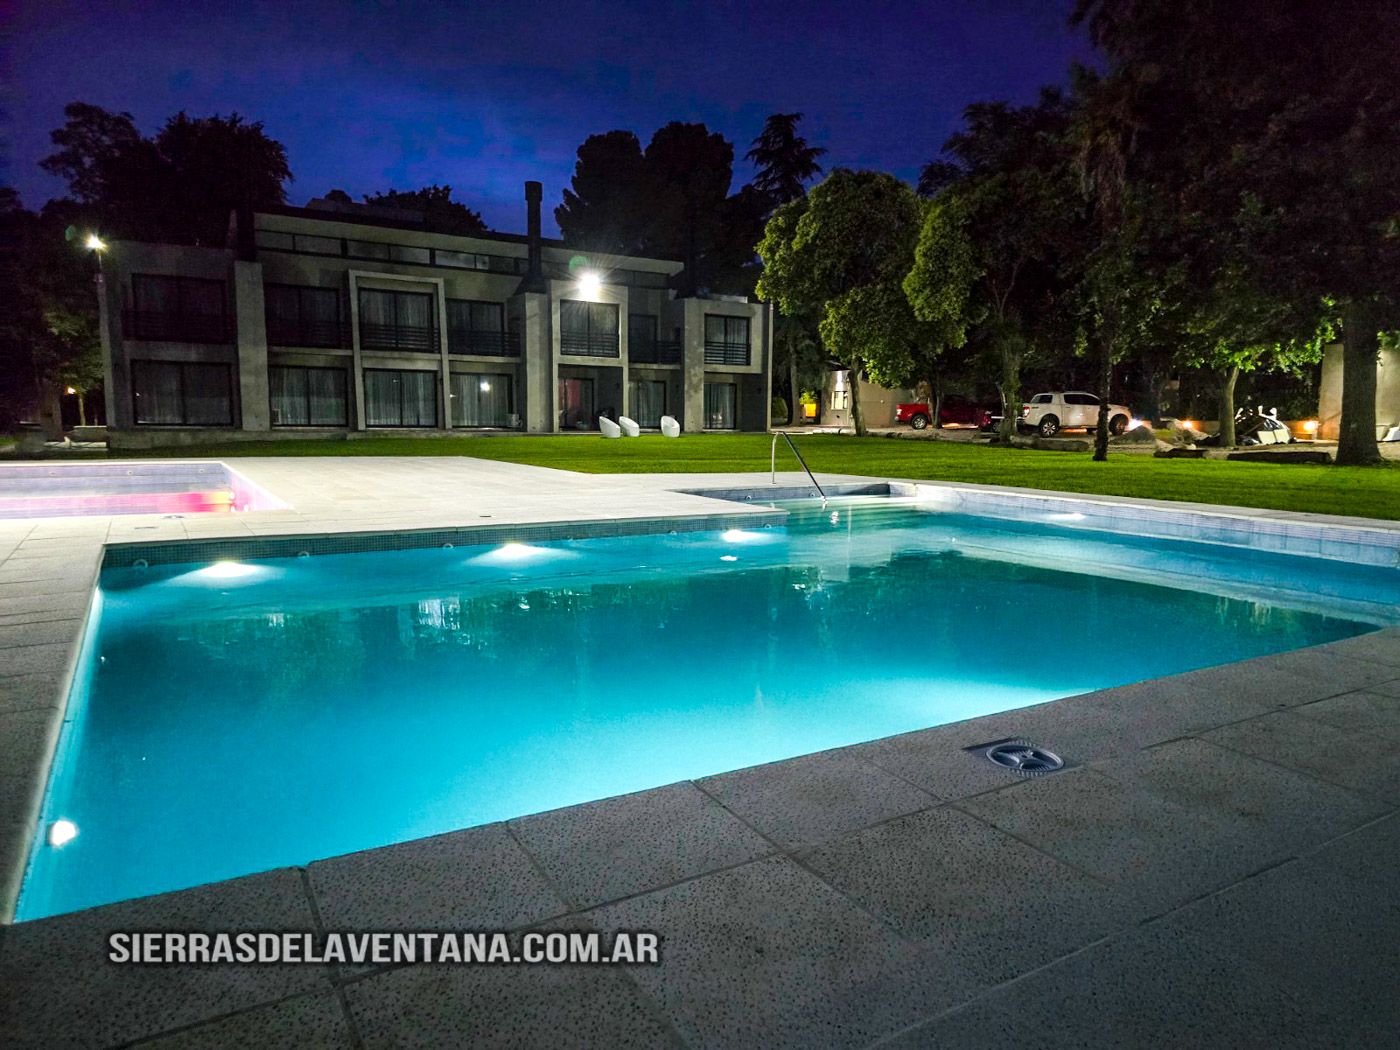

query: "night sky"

left=6, top=0, right=1092, bottom=236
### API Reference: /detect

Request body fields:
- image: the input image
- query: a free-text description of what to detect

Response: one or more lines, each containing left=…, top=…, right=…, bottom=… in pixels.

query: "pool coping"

left=3, top=467, right=1399, bottom=925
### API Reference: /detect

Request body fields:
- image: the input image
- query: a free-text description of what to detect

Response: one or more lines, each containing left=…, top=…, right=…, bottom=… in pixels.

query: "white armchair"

left=618, top=416, right=641, bottom=437
left=659, top=415, right=681, bottom=438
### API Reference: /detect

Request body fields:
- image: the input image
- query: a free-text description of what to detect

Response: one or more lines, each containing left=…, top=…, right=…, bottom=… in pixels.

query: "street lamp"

left=85, top=233, right=106, bottom=252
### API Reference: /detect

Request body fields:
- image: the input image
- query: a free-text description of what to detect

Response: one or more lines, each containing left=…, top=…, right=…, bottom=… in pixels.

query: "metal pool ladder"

left=771, top=432, right=828, bottom=506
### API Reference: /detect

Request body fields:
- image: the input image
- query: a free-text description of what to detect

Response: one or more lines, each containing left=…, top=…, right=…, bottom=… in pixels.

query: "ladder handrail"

left=771, top=432, right=828, bottom=506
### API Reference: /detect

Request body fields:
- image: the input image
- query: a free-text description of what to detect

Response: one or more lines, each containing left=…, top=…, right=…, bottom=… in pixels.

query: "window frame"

left=269, top=365, right=350, bottom=428
left=362, top=368, right=440, bottom=428
left=130, top=360, right=236, bottom=427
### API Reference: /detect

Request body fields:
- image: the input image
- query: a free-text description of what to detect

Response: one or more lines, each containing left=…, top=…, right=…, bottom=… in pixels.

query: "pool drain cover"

left=968, top=739, right=1065, bottom=777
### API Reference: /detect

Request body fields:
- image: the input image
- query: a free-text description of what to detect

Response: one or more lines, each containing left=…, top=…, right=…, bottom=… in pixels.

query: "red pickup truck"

left=896, top=397, right=994, bottom=430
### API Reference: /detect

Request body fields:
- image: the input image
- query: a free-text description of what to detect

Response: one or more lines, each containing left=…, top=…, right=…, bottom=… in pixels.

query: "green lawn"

left=102, top=432, right=1400, bottom=522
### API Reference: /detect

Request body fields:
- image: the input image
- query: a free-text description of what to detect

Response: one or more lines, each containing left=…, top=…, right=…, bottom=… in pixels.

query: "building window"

left=446, top=300, right=515, bottom=356
left=358, top=289, right=437, bottom=352
left=704, top=315, right=750, bottom=366
left=125, top=275, right=230, bottom=343
left=831, top=389, right=850, bottom=410
left=559, top=300, right=620, bottom=357
left=628, top=379, right=667, bottom=428
left=265, top=285, right=343, bottom=348
left=704, top=382, right=737, bottom=430
left=131, top=361, right=234, bottom=426
left=451, top=373, right=513, bottom=427
left=270, top=366, right=348, bottom=426
left=364, top=369, right=438, bottom=427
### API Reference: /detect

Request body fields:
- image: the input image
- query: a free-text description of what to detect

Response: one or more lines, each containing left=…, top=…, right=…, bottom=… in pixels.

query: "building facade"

left=1316, top=341, right=1400, bottom=442
left=96, top=182, right=773, bottom=447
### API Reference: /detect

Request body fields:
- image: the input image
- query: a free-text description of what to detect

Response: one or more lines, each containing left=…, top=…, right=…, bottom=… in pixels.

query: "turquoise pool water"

left=19, top=498, right=1395, bottom=919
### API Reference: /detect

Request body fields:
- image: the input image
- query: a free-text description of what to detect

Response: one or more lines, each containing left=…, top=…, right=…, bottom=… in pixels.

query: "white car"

left=1019, top=391, right=1133, bottom=437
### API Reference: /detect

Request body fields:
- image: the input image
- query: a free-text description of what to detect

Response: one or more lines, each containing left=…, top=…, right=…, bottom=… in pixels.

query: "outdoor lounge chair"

left=660, top=415, right=681, bottom=437
left=618, top=416, right=641, bottom=437
left=598, top=417, right=622, bottom=438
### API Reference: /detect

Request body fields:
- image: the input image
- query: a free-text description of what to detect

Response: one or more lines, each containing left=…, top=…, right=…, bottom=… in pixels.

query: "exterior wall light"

left=577, top=271, right=601, bottom=296
left=85, top=234, right=107, bottom=252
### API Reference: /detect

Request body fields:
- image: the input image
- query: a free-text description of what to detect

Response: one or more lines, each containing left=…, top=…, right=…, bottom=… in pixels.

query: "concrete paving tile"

left=885, top=922, right=1325, bottom=1050
left=1309, top=810, right=1400, bottom=890
left=129, top=990, right=355, bottom=1050
left=1097, top=737, right=1387, bottom=850
left=0, top=707, right=57, bottom=778
left=0, top=642, right=74, bottom=678
left=0, top=867, right=328, bottom=1050
left=1364, top=678, right=1400, bottom=699
left=1151, top=851, right=1400, bottom=1038
left=346, top=956, right=684, bottom=1050
left=0, top=672, right=65, bottom=714
left=509, top=782, right=773, bottom=910
left=586, top=855, right=958, bottom=1050
left=960, top=767, right=1282, bottom=913
left=1205, top=710, right=1400, bottom=804
left=1290, top=689, right=1400, bottom=741
left=695, top=748, right=937, bottom=849
left=796, top=806, right=1133, bottom=987
left=1255, top=646, right=1400, bottom=697
left=0, top=618, right=84, bottom=651
left=1311, top=628, right=1400, bottom=668
left=0, top=589, right=90, bottom=619
left=308, top=822, right=567, bottom=933
left=850, top=712, right=1079, bottom=802
left=0, top=773, right=38, bottom=822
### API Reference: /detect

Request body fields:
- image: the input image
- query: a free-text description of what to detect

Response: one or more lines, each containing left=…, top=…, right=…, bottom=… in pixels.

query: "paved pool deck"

left=2, top=456, right=1400, bottom=1048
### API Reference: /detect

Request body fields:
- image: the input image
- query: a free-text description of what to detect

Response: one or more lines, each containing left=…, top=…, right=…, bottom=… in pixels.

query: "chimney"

left=515, top=180, right=549, bottom=294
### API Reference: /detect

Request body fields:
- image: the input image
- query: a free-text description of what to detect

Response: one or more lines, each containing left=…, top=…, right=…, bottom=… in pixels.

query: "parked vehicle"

left=1019, top=391, right=1132, bottom=437
left=896, top=396, right=994, bottom=430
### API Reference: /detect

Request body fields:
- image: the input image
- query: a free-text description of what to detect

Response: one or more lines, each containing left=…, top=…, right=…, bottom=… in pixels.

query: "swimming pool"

left=18, top=496, right=1396, bottom=919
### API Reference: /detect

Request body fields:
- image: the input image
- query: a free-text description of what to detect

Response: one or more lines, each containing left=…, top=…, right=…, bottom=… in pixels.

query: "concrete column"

left=95, top=269, right=128, bottom=429
left=232, top=260, right=269, bottom=431
left=347, top=274, right=366, bottom=431
left=518, top=292, right=553, bottom=432
left=437, top=289, right=453, bottom=430
left=681, top=298, right=706, bottom=434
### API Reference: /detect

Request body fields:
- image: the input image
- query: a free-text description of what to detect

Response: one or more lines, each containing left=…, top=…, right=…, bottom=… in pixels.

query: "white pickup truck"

left=1019, top=392, right=1133, bottom=437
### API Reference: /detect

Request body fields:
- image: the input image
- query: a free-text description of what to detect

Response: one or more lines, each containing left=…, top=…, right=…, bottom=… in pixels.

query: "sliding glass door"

left=558, top=378, right=596, bottom=430
left=451, top=373, right=513, bottom=427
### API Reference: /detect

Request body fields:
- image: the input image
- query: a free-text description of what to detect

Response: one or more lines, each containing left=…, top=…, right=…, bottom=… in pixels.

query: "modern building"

left=95, top=182, right=773, bottom=447
left=816, top=369, right=915, bottom=429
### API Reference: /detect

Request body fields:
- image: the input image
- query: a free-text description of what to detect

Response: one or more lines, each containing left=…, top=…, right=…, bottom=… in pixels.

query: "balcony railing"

left=630, top=339, right=682, bottom=365
left=266, top=318, right=349, bottom=349
left=704, top=340, right=750, bottom=366
left=560, top=331, right=620, bottom=358
left=359, top=322, right=439, bottom=353
left=448, top=329, right=521, bottom=357
left=122, top=310, right=231, bottom=344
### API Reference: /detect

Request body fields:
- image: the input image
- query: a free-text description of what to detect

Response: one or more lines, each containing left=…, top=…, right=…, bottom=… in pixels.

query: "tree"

left=756, top=170, right=925, bottom=436
left=0, top=193, right=102, bottom=433
left=1072, top=0, right=1400, bottom=465
left=554, top=130, right=653, bottom=254
left=41, top=103, right=291, bottom=246
left=363, top=185, right=487, bottom=234
left=746, top=113, right=826, bottom=207
left=772, top=312, right=826, bottom=424
left=906, top=92, right=1085, bottom=441
left=556, top=120, right=788, bottom=296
